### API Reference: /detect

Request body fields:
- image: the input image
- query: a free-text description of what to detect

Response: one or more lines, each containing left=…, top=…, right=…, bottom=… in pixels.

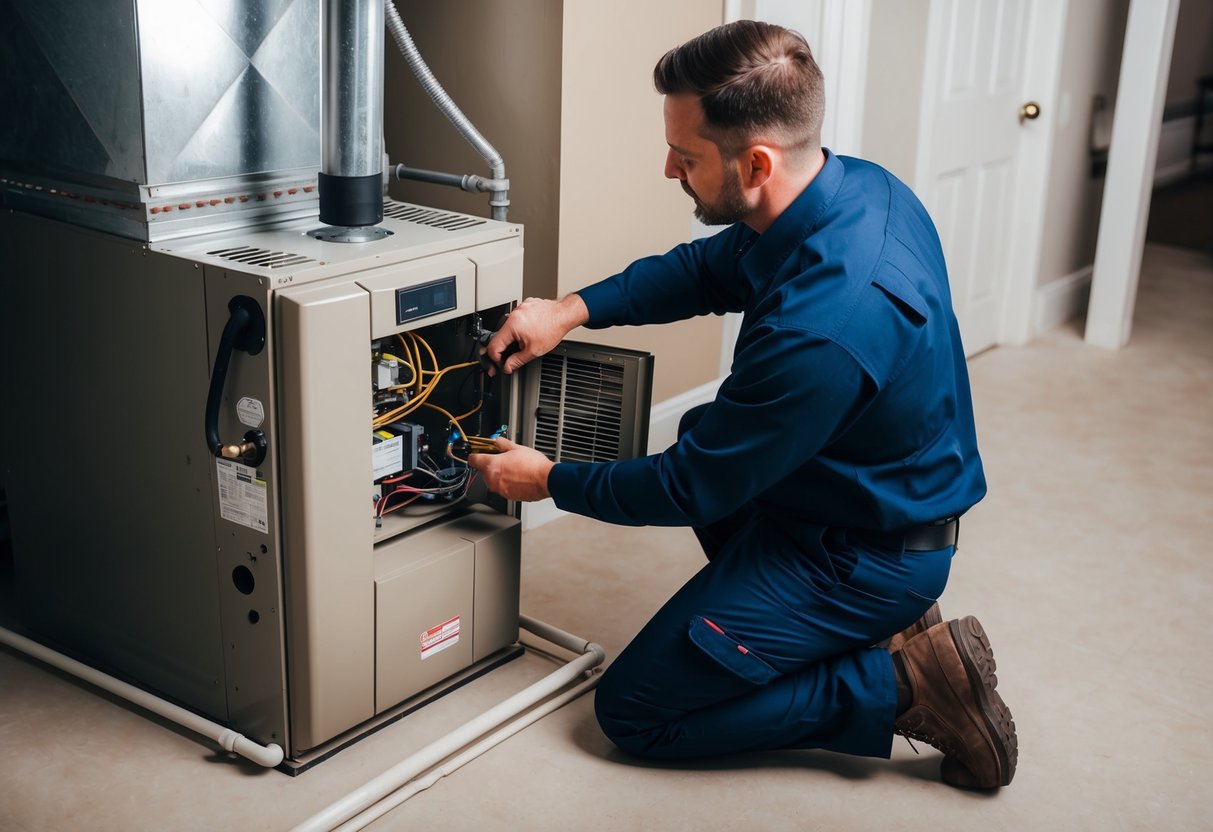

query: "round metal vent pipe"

left=319, top=0, right=385, bottom=228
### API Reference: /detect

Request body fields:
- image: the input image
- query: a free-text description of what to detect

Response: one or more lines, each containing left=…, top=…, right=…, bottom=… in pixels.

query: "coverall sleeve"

left=576, top=225, right=753, bottom=328
left=546, top=322, right=869, bottom=527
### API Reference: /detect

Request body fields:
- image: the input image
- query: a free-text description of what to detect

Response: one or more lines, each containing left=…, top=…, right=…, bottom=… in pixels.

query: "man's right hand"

left=482, top=294, right=590, bottom=375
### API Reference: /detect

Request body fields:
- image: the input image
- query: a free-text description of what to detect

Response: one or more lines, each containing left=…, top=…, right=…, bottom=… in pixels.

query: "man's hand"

left=467, top=437, right=554, bottom=502
left=482, top=294, right=590, bottom=376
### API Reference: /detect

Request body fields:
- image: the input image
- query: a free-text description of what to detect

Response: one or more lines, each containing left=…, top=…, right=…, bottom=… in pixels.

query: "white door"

left=915, top=0, right=1031, bottom=356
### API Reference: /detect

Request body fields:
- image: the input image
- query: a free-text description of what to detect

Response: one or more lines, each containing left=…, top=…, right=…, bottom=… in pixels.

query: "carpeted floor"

left=1, top=242, right=1210, bottom=831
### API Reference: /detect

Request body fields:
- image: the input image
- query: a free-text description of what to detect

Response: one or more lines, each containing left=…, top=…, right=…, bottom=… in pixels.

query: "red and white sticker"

left=420, top=616, right=460, bottom=660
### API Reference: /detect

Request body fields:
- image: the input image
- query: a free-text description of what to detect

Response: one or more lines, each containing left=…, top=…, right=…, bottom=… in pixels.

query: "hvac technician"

left=469, top=20, right=1017, bottom=789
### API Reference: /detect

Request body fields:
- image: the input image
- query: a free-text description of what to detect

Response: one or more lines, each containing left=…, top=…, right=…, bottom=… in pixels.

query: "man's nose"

left=664, top=150, right=683, bottom=181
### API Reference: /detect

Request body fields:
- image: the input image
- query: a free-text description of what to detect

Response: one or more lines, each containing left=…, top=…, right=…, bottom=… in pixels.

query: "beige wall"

left=861, top=0, right=929, bottom=185
left=1036, top=0, right=1130, bottom=288
left=384, top=1, right=564, bottom=301
left=558, top=2, right=725, bottom=403
left=386, top=1, right=727, bottom=405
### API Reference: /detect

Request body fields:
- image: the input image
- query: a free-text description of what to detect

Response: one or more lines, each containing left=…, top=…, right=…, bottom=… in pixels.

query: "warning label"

left=216, top=458, right=269, bottom=534
left=420, top=616, right=460, bottom=660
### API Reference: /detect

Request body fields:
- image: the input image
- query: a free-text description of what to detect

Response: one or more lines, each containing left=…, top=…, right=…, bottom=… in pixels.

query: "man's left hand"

left=467, top=437, right=554, bottom=502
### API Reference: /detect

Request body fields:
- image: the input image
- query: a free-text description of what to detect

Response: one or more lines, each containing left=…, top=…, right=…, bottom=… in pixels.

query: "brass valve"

left=218, top=430, right=267, bottom=465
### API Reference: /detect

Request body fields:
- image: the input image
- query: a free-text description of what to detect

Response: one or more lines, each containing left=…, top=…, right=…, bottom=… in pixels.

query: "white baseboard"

left=1034, top=266, right=1092, bottom=335
left=521, top=376, right=725, bottom=532
left=644, top=378, right=724, bottom=455
left=520, top=497, right=564, bottom=532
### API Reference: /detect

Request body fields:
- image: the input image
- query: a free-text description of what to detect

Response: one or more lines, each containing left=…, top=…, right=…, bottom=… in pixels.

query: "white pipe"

left=0, top=626, right=284, bottom=768
left=334, top=673, right=601, bottom=832
left=290, top=618, right=606, bottom=832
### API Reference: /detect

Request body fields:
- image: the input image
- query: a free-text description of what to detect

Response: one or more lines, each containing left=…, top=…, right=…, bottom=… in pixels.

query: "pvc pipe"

left=384, top=1, right=510, bottom=220
left=334, top=673, right=601, bottom=832
left=0, top=626, right=284, bottom=767
left=289, top=619, right=605, bottom=832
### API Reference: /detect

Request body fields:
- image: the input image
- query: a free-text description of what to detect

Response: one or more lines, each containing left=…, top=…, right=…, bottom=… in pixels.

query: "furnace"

left=0, top=0, right=651, bottom=773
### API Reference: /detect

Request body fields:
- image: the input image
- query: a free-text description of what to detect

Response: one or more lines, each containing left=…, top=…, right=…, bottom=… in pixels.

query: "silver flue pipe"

left=318, top=0, right=385, bottom=229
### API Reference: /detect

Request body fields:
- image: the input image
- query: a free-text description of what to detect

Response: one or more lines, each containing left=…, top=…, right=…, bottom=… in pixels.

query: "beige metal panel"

left=456, top=506, right=522, bottom=662
left=374, top=531, right=475, bottom=710
left=468, top=239, right=525, bottom=312
left=152, top=203, right=522, bottom=293
left=202, top=267, right=290, bottom=749
left=353, top=255, right=474, bottom=340
left=0, top=211, right=229, bottom=718
left=276, top=277, right=375, bottom=752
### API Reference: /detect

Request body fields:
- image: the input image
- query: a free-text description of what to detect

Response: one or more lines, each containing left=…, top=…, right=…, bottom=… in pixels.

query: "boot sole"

left=949, top=616, right=1019, bottom=786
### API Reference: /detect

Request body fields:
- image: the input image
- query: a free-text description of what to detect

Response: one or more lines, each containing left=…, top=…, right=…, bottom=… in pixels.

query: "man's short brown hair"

left=654, top=20, right=825, bottom=157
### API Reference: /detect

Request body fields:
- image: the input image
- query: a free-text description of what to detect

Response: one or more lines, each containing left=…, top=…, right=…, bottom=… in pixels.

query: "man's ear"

left=741, top=145, right=776, bottom=189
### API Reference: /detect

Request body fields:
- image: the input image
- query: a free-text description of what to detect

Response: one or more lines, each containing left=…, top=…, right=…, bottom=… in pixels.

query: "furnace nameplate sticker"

left=215, top=458, right=269, bottom=534
left=420, top=616, right=460, bottom=660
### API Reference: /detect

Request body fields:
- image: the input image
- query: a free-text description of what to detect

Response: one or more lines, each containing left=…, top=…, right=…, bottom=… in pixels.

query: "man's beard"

left=682, top=165, right=752, bottom=226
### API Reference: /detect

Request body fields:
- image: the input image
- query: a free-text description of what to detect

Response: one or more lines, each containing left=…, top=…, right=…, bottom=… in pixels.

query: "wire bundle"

left=371, top=330, right=504, bottom=519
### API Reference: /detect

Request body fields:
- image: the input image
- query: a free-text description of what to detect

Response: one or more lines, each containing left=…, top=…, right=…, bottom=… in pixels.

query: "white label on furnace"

left=236, top=397, right=265, bottom=428
left=420, top=616, right=460, bottom=660
left=216, top=458, right=269, bottom=534
left=372, top=435, right=404, bottom=480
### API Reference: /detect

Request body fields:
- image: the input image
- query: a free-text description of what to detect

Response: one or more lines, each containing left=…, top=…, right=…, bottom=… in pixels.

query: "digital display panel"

left=396, top=276, right=457, bottom=325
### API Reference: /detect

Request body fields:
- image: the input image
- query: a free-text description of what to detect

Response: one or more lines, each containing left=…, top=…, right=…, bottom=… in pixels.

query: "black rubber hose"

left=205, top=303, right=253, bottom=455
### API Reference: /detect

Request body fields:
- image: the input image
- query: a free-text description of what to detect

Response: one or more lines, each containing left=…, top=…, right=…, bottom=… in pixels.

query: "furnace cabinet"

left=0, top=205, right=652, bottom=768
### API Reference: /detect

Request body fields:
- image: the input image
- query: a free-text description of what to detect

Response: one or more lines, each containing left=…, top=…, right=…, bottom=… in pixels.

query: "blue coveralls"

left=546, top=150, right=987, bottom=760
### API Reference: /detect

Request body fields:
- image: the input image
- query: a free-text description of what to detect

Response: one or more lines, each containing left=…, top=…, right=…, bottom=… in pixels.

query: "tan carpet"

left=1, top=244, right=1210, bottom=832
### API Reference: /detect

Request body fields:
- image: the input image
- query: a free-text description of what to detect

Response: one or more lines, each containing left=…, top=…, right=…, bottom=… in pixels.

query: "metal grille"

left=207, top=246, right=315, bottom=268
left=533, top=353, right=626, bottom=463
left=383, top=201, right=486, bottom=231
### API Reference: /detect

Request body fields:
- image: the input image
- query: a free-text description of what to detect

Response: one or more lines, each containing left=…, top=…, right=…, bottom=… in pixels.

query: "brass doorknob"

left=1019, top=101, right=1041, bottom=123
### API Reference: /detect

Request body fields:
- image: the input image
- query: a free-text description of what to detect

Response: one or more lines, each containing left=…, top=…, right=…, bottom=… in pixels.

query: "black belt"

left=854, top=517, right=960, bottom=553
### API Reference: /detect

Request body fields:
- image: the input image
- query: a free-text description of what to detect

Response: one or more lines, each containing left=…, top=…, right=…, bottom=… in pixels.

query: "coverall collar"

left=738, top=148, right=845, bottom=293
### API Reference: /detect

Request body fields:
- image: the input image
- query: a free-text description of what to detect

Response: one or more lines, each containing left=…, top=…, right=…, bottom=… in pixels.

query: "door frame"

left=1085, top=0, right=1181, bottom=349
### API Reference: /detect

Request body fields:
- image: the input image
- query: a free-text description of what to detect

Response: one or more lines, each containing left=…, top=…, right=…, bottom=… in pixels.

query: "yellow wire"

left=450, top=400, right=483, bottom=423
left=371, top=360, right=479, bottom=428
left=412, top=335, right=426, bottom=395
left=414, top=331, right=440, bottom=375
left=420, top=402, right=468, bottom=447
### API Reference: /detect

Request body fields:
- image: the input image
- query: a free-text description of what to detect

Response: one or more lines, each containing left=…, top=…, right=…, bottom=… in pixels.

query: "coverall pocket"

left=687, top=615, right=780, bottom=686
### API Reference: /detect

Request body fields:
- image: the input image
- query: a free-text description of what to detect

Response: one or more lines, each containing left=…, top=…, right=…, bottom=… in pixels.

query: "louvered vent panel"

left=207, top=245, right=315, bottom=268
left=532, top=354, right=627, bottom=463
left=382, top=201, right=486, bottom=231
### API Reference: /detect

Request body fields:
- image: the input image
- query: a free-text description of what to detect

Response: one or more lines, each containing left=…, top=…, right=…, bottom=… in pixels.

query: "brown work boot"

left=882, top=601, right=943, bottom=652
left=894, top=616, right=1018, bottom=789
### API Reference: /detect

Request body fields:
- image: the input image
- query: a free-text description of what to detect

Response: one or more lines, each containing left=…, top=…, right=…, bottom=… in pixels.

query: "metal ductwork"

left=318, top=0, right=385, bottom=229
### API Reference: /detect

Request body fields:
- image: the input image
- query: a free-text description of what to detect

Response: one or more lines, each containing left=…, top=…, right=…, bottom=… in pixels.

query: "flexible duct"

left=384, top=1, right=510, bottom=220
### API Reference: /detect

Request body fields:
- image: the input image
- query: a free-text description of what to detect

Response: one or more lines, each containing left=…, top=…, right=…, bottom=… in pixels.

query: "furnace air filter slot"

left=396, top=276, right=457, bottom=325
